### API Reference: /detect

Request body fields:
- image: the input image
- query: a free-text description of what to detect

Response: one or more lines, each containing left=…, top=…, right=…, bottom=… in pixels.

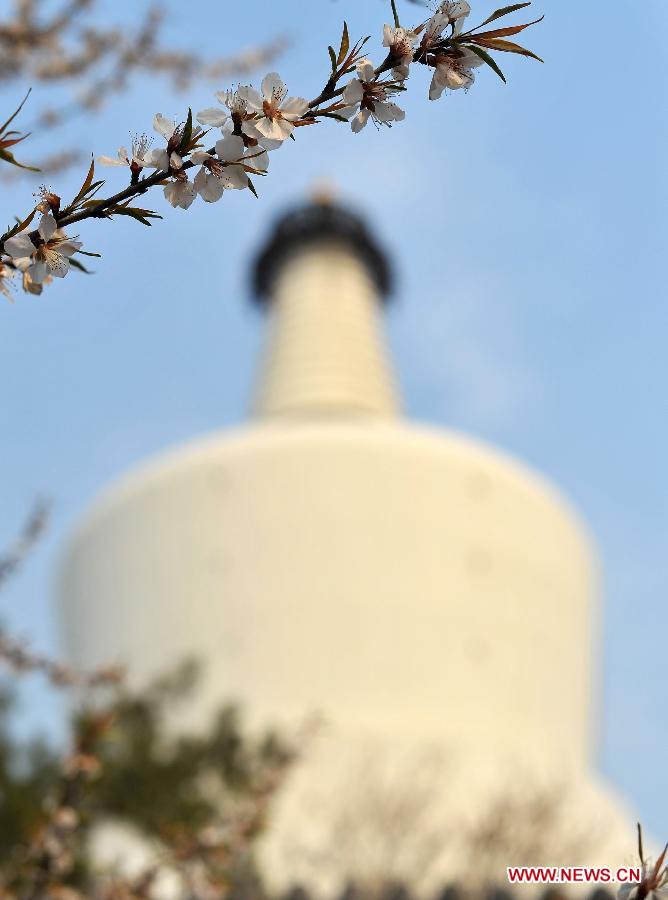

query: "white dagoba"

left=58, top=199, right=635, bottom=891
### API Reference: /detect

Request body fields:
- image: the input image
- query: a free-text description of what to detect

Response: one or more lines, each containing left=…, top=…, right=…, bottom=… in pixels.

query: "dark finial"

left=251, top=196, right=394, bottom=304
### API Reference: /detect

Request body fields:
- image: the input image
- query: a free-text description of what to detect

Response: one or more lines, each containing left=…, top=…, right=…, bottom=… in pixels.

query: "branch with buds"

left=0, top=0, right=543, bottom=300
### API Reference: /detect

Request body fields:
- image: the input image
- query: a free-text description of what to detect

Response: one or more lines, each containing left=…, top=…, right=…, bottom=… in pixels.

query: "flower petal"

left=337, top=105, right=357, bottom=121
left=57, top=241, right=83, bottom=258
left=215, top=134, right=245, bottom=162
left=28, top=260, right=48, bottom=283
left=98, top=151, right=127, bottom=167
left=214, top=90, right=232, bottom=107
left=429, top=71, right=446, bottom=100
left=142, top=148, right=170, bottom=170
left=221, top=165, right=249, bottom=191
left=281, top=96, right=309, bottom=119
left=196, top=108, right=228, bottom=127
left=254, top=116, right=292, bottom=142
left=4, top=232, right=36, bottom=260
left=261, top=72, right=286, bottom=102
left=48, top=254, right=70, bottom=278
left=153, top=113, right=176, bottom=140
left=375, top=101, right=405, bottom=123
left=164, top=180, right=196, bottom=210
left=245, top=147, right=270, bottom=174
left=38, top=214, right=58, bottom=242
left=351, top=108, right=370, bottom=133
left=237, top=85, right=263, bottom=112
left=195, top=169, right=226, bottom=203
left=257, top=136, right=283, bottom=152
left=447, top=1, right=471, bottom=22
left=343, top=80, right=364, bottom=105
left=356, top=59, right=375, bottom=82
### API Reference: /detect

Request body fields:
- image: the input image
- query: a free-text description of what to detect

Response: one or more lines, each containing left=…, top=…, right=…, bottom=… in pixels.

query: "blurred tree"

left=0, top=661, right=295, bottom=895
left=0, top=0, right=285, bottom=179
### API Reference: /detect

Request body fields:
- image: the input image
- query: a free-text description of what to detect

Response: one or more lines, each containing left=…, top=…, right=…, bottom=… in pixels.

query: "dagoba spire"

left=251, top=196, right=400, bottom=419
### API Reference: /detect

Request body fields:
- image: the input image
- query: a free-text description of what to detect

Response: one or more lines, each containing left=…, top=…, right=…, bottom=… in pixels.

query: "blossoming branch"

left=0, top=0, right=543, bottom=300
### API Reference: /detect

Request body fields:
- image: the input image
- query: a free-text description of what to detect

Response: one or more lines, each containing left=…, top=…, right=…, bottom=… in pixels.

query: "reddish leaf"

left=337, top=22, right=350, bottom=66
left=472, top=17, right=544, bottom=40
left=473, top=37, right=544, bottom=61
left=71, top=157, right=96, bottom=206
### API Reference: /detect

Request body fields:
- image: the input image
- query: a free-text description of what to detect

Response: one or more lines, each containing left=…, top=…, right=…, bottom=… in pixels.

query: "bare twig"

left=0, top=499, right=50, bottom=589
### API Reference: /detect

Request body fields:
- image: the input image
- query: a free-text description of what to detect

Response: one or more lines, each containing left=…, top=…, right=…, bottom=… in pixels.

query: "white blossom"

left=98, top=146, right=132, bottom=168
left=435, top=1, right=471, bottom=33
left=382, top=24, right=418, bottom=81
left=201, top=133, right=270, bottom=197
left=198, top=91, right=283, bottom=152
left=140, top=114, right=184, bottom=171
left=163, top=177, right=196, bottom=210
left=219, top=133, right=269, bottom=179
left=153, top=113, right=178, bottom=142
left=238, top=73, right=309, bottom=143
left=421, top=0, right=471, bottom=53
left=441, top=1, right=471, bottom=25
left=214, top=136, right=252, bottom=191
left=98, top=135, right=153, bottom=169
left=340, top=59, right=405, bottom=133
left=193, top=166, right=226, bottom=204
left=198, top=89, right=255, bottom=136
left=3, top=214, right=82, bottom=283
left=429, top=47, right=484, bottom=99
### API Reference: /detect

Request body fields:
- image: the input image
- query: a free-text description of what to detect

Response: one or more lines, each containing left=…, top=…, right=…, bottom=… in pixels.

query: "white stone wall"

left=59, top=421, right=595, bottom=772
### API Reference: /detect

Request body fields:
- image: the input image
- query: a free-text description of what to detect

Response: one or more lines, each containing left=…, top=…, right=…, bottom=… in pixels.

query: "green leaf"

left=479, top=2, right=532, bottom=27
left=77, top=250, right=102, bottom=258
left=328, top=45, right=337, bottom=74
left=84, top=181, right=106, bottom=202
left=247, top=177, right=259, bottom=199
left=0, top=147, right=39, bottom=172
left=321, top=112, right=350, bottom=123
left=68, top=257, right=93, bottom=274
left=178, top=108, right=193, bottom=154
left=107, top=205, right=162, bottom=226
left=0, top=90, right=31, bottom=137
left=465, top=44, right=507, bottom=83
left=337, top=22, right=350, bottom=66
left=391, top=0, right=400, bottom=28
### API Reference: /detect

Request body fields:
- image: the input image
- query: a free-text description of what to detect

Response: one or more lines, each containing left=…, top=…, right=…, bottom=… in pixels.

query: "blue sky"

left=1, top=0, right=667, bottom=838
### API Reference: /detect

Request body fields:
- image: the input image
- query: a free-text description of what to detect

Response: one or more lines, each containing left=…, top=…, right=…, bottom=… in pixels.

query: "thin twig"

left=0, top=498, right=50, bottom=589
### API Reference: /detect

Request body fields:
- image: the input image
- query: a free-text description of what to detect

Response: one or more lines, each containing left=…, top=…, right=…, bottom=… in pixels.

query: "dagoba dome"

left=58, top=198, right=635, bottom=891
